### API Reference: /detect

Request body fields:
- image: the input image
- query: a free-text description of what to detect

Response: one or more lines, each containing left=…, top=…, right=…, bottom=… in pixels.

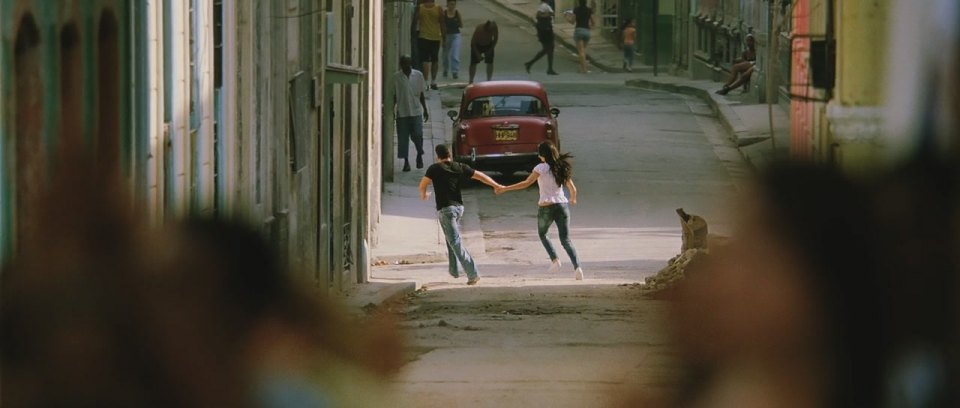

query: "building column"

left=146, top=0, right=167, bottom=226
left=163, top=0, right=193, bottom=217
left=827, top=0, right=889, bottom=173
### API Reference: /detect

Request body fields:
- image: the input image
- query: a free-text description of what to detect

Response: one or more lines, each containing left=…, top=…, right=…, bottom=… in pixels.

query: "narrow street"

left=374, top=0, right=748, bottom=406
left=3, top=0, right=954, bottom=406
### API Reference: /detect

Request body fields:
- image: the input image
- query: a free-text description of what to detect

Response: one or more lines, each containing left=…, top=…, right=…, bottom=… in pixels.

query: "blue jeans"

left=443, top=33, right=462, bottom=75
left=396, top=115, right=424, bottom=160
left=538, top=203, right=580, bottom=269
left=623, top=43, right=635, bottom=67
left=438, top=205, right=478, bottom=279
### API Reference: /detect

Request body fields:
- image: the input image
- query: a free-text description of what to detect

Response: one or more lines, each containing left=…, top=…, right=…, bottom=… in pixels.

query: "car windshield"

left=462, top=95, right=547, bottom=119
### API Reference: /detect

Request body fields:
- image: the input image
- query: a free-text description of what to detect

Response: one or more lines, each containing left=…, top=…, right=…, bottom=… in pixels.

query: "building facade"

left=0, top=0, right=137, bottom=262
left=0, top=0, right=384, bottom=292
left=824, top=0, right=889, bottom=172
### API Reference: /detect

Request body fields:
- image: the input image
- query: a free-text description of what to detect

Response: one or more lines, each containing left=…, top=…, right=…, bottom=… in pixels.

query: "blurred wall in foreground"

left=0, top=0, right=386, bottom=292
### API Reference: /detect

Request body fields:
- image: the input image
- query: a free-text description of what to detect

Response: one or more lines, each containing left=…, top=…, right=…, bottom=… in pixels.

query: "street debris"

left=642, top=208, right=714, bottom=295
left=643, top=248, right=708, bottom=292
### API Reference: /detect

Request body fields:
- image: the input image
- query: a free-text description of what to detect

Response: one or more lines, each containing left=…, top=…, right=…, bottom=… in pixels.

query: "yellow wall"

left=829, top=0, right=889, bottom=174
left=836, top=0, right=889, bottom=107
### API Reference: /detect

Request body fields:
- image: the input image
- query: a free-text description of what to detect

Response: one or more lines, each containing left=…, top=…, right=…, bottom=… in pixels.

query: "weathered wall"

left=0, top=0, right=384, bottom=293
left=0, top=0, right=133, bottom=263
left=826, top=0, right=889, bottom=173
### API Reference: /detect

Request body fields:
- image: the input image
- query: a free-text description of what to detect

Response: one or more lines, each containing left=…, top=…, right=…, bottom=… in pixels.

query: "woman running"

left=497, top=141, right=583, bottom=280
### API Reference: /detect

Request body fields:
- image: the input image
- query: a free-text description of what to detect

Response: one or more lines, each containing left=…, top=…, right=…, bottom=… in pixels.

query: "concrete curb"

left=625, top=78, right=746, bottom=143
left=623, top=78, right=778, bottom=170
left=372, top=252, right=447, bottom=266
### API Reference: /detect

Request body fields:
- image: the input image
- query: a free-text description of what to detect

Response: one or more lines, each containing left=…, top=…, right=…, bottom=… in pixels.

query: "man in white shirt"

left=393, top=55, right=429, bottom=171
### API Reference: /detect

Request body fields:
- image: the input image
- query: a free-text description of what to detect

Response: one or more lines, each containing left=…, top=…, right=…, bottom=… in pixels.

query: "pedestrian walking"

left=393, top=55, right=428, bottom=172
left=442, top=0, right=464, bottom=80
left=414, top=0, right=445, bottom=90
left=524, top=0, right=559, bottom=75
left=572, top=0, right=595, bottom=74
left=419, top=144, right=503, bottom=285
left=497, top=141, right=583, bottom=280
left=621, top=18, right=636, bottom=72
left=469, top=20, right=499, bottom=84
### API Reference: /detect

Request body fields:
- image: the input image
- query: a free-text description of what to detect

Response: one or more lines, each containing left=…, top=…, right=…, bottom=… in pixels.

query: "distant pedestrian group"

left=414, top=0, right=500, bottom=85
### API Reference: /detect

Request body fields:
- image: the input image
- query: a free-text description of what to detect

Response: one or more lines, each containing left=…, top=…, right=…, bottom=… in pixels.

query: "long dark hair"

left=538, top=141, right=573, bottom=187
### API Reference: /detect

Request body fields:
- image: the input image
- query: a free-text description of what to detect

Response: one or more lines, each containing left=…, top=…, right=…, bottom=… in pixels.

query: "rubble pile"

left=643, top=248, right=708, bottom=292
left=642, top=208, right=712, bottom=295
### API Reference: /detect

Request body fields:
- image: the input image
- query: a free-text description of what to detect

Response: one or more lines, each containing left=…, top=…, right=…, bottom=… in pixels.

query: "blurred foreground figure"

left=670, top=163, right=885, bottom=408
left=621, top=160, right=959, bottom=407
left=157, top=218, right=404, bottom=408
left=1, top=165, right=402, bottom=407
left=870, top=158, right=959, bottom=407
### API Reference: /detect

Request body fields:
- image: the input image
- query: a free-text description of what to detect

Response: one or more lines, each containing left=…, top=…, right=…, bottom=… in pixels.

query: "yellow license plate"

left=495, top=129, right=518, bottom=141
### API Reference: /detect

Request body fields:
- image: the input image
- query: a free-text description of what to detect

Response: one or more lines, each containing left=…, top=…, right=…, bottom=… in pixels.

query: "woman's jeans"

left=538, top=203, right=580, bottom=269
left=443, top=33, right=462, bottom=76
left=439, top=205, right=478, bottom=279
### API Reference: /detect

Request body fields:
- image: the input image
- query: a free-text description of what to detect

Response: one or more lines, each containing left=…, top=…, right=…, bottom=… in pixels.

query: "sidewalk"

left=488, top=0, right=790, bottom=168
left=354, top=85, right=480, bottom=311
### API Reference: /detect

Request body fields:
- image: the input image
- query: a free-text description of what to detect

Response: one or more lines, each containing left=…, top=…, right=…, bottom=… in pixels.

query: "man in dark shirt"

left=419, top=144, right=502, bottom=285
left=524, top=0, right=559, bottom=75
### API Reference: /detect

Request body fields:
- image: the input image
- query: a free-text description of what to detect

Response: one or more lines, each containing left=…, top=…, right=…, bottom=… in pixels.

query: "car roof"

left=463, top=80, right=547, bottom=99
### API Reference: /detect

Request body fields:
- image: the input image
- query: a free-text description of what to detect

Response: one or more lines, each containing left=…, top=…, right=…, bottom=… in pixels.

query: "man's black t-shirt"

left=425, top=161, right=475, bottom=210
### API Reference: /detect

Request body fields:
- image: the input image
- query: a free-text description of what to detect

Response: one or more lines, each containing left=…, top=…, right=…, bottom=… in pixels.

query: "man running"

left=419, top=144, right=502, bottom=285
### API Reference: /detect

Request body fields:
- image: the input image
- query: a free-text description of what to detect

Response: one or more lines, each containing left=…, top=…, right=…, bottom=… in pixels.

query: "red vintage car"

left=446, top=80, right=560, bottom=175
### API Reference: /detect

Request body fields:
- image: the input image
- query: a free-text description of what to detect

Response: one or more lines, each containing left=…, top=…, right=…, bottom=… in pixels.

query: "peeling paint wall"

left=0, top=0, right=132, bottom=263
left=0, top=0, right=385, bottom=292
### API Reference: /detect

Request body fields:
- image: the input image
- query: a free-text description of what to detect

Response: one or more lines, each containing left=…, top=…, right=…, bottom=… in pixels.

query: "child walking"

left=621, top=19, right=636, bottom=72
left=497, top=141, right=583, bottom=280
